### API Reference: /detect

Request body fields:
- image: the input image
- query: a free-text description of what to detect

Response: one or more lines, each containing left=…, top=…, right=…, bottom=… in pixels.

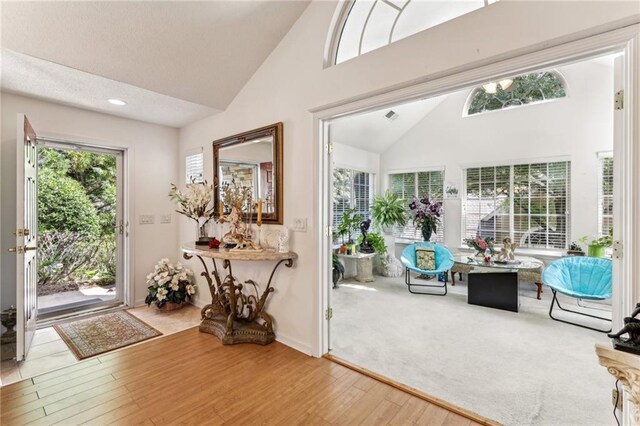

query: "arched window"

left=332, top=0, right=497, bottom=65
left=466, top=71, right=567, bottom=116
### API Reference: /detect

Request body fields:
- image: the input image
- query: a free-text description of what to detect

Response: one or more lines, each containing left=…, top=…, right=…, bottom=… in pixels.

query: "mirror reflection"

left=212, top=122, right=283, bottom=224
left=219, top=137, right=274, bottom=214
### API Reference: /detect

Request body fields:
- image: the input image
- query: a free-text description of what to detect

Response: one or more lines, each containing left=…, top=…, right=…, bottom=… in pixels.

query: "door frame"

left=313, top=26, right=639, bottom=417
left=35, top=135, right=133, bottom=317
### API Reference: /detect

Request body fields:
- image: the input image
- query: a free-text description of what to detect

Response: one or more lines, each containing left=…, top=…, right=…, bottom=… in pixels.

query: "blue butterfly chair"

left=542, top=256, right=612, bottom=332
left=401, top=243, right=454, bottom=296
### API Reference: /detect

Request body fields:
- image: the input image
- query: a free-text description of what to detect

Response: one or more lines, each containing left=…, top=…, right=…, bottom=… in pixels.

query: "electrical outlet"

left=139, top=214, right=155, bottom=225
left=612, top=389, right=623, bottom=411
left=160, top=214, right=171, bottom=224
left=292, top=218, right=307, bottom=232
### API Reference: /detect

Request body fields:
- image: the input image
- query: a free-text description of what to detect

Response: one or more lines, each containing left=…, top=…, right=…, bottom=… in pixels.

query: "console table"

left=181, top=243, right=297, bottom=345
left=596, top=344, right=640, bottom=424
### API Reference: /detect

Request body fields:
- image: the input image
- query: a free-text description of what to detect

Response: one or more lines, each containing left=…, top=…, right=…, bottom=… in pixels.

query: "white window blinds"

left=185, top=152, right=204, bottom=184
left=598, top=155, right=613, bottom=236
left=389, top=170, right=444, bottom=242
left=464, top=161, right=570, bottom=249
left=332, top=168, right=374, bottom=241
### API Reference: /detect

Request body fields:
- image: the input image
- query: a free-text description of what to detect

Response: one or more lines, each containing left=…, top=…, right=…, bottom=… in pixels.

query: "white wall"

left=178, top=1, right=639, bottom=356
left=380, top=60, right=614, bottom=249
left=333, top=143, right=381, bottom=191
left=1, top=93, right=180, bottom=311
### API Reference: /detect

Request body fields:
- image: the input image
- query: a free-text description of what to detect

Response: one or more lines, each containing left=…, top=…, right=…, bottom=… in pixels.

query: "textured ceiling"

left=1, top=1, right=309, bottom=126
left=1, top=50, right=220, bottom=128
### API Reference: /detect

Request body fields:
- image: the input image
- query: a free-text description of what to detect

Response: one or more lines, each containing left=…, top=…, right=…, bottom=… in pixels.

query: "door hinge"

left=612, top=240, right=623, bottom=259
left=325, top=308, right=333, bottom=320
left=325, top=143, right=333, bottom=154
left=8, top=246, right=24, bottom=254
left=325, top=226, right=333, bottom=237
left=115, top=220, right=124, bottom=235
left=615, top=90, right=624, bottom=110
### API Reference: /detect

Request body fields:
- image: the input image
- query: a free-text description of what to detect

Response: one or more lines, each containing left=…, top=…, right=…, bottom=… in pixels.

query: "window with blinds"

left=332, top=168, right=374, bottom=241
left=185, top=152, right=204, bottom=184
left=464, top=161, right=570, bottom=249
left=389, top=170, right=444, bottom=242
left=598, top=155, right=613, bottom=236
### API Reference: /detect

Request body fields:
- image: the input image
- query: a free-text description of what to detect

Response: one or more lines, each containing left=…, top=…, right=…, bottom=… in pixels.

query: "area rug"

left=54, top=310, right=162, bottom=359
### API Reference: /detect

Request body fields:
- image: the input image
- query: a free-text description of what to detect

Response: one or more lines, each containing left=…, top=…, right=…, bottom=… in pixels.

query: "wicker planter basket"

left=156, top=301, right=184, bottom=311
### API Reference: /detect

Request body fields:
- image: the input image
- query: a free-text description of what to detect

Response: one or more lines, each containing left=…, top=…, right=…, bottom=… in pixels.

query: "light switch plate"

left=160, top=214, right=171, bottom=224
left=292, top=218, right=307, bottom=232
left=139, top=214, right=155, bottom=224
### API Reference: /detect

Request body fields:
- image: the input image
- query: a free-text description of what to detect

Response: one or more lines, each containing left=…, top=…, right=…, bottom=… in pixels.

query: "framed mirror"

left=212, top=122, right=283, bottom=225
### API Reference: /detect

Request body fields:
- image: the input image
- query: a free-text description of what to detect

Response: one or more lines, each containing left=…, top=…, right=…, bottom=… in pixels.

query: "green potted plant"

left=337, top=208, right=362, bottom=254
left=579, top=229, right=613, bottom=258
left=370, top=191, right=407, bottom=232
left=332, top=253, right=345, bottom=288
left=358, top=231, right=388, bottom=275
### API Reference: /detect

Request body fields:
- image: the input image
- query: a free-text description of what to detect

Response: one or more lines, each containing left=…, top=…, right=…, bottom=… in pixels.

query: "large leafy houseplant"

left=145, top=259, right=197, bottom=309
left=357, top=232, right=387, bottom=255
left=370, top=191, right=406, bottom=232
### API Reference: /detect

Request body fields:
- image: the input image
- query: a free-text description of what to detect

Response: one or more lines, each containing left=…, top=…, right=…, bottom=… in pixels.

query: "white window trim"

left=184, top=147, right=204, bottom=185
left=597, top=151, right=614, bottom=236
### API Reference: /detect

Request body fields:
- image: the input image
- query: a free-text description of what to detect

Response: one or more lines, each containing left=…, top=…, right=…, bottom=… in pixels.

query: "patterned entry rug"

left=54, top=310, right=162, bottom=359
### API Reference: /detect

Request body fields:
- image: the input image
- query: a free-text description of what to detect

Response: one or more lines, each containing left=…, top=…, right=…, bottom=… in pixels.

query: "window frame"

left=597, top=152, right=614, bottom=237
left=388, top=167, right=445, bottom=242
left=327, top=0, right=496, bottom=67
left=462, top=159, right=571, bottom=250
left=185, top=148, right=204, bottom=185
left=332, top=167, right=376, bottom=242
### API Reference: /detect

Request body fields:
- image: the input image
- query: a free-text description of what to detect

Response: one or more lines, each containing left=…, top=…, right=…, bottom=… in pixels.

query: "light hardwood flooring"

left=1, top=305, right=201, bottom=386
left=1, top=327, right=482, bottom=426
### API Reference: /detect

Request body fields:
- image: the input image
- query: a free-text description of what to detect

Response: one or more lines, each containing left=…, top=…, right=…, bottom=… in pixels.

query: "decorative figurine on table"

left=497, top=237, right=518, bottom=261
left=608, top=302, right=640, bottom=355
left=359, top=219, right=374, bottom=254
left=219, top=180, right=262, bottom=251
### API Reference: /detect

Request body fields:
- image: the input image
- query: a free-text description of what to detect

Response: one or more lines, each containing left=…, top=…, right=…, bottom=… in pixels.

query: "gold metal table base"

left=199, top=315, right=275, bottom=345
left=182, top=245, right=296, bottom=346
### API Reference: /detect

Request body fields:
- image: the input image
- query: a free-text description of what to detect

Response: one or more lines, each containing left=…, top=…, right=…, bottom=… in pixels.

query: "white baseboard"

left=133, top=298, right=147, bottom=307
left=276, top=333, right=314, bottom=356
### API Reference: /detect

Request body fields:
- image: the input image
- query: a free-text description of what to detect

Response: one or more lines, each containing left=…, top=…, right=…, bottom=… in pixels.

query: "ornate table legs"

left=183, top=252, right=293, bottom=345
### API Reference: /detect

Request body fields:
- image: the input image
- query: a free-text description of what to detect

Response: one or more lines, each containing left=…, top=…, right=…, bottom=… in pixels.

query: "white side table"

left=337, top=253, right=375, bottom=283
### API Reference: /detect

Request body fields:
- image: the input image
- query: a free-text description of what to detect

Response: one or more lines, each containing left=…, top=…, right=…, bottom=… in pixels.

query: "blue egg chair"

left=401, top=243, right=454, bottom=296
left=542, top=256, right=612, bottom=332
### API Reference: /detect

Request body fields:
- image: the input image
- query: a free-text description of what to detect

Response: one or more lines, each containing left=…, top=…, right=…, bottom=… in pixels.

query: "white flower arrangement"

left=169, top=181, right=216, bottom=224
left=145, top=258, right=196, bottom=308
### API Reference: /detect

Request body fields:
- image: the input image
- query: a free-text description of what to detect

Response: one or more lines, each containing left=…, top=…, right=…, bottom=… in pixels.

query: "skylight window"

left=333, top=0, right=497, bottom=65
left=466, top=71, right=567, bottom=116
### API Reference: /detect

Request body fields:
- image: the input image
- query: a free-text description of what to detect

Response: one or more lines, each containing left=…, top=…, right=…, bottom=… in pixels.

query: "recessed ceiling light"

left=108, top=99, right=127, bottom=106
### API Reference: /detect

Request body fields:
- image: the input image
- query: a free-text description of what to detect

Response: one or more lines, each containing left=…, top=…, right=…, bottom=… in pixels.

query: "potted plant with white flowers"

left=169, top=180, right=216, bottom=245
left=145, top=258, right=197, bottom=310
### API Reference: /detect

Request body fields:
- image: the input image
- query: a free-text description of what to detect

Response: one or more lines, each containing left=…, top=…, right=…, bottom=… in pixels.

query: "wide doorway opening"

left=36, top=141, right=125, bottom=322
left=323, top=51, right=626, bottom=425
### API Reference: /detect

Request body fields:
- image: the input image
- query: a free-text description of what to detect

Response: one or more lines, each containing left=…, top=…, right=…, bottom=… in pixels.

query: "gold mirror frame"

left=212, top=122, right=283, bottom=225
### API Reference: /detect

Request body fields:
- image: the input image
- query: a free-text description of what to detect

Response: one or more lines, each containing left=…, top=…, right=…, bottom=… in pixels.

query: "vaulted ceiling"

left=1, top=1, right=310, bottom=127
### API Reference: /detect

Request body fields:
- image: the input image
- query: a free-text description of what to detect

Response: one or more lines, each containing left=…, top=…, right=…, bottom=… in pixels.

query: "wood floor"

left=1, top=327, right=482, bottom=426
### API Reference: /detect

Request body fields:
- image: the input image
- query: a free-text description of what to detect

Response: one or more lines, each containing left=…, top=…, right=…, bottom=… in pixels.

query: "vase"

left=195, top=218, right=211, bottom=245
left=157, top=301, right=184, bottom=311
left=421, top=224, right=433, bottom=242
left=588, top=244, right=606, bottom=258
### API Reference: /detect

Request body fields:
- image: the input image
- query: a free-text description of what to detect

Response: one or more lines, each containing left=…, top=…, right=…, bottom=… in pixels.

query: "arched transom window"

left=334, top=0, right=497, bottom=65
left=466, top=71, right=567, bottom=116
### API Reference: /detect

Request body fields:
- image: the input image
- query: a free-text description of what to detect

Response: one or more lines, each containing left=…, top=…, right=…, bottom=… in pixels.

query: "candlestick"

left=257, top=198, right=263, bottom=226
left=219, top=201, right=224, bottom=220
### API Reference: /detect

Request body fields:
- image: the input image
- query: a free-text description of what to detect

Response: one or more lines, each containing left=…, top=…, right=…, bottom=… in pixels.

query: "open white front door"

left=16, top=114, right=38, bottom=361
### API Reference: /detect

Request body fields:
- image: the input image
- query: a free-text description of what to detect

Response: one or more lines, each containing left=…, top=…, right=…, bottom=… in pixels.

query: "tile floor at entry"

left=0, top=304, right=201, bottom=386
